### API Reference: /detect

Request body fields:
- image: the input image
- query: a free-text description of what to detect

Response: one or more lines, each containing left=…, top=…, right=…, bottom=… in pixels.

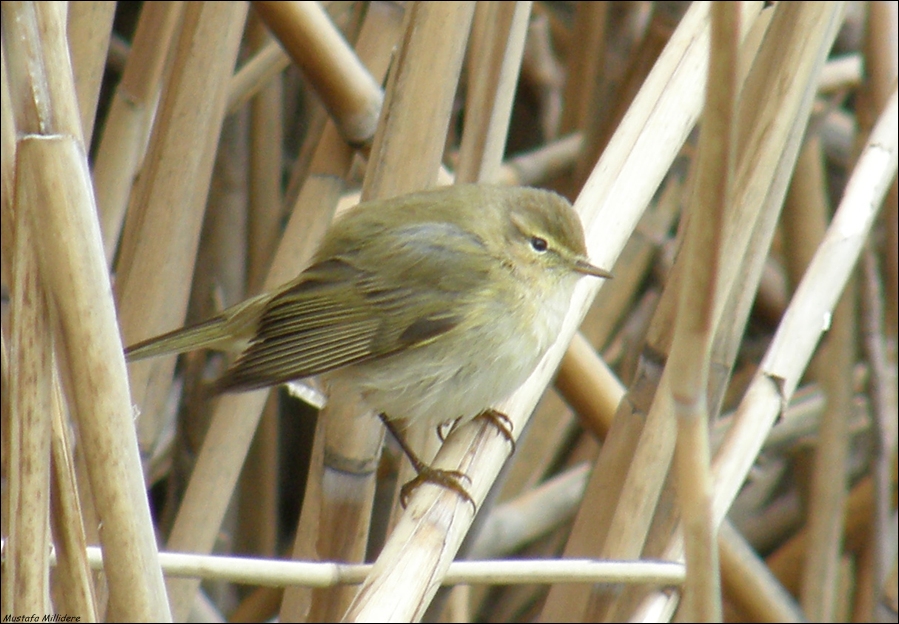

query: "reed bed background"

left=1, top=1, right=897, bottom=622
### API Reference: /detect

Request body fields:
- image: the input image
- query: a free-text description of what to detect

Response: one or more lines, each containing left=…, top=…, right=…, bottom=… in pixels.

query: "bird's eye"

left=530, top=236, right=548, bottom=252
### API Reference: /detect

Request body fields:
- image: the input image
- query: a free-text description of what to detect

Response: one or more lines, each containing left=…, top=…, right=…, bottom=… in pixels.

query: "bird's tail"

left=125, top=316, right=232, bottom=361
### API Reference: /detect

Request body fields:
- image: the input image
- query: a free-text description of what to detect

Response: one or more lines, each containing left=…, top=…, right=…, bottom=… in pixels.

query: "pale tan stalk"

left=455, top=1, right=532, bottom=184
left=49, top=376, right=98, bottom=621
left=279, top=1, right=369, bottom=222
left=116, top=2, right=248, bottom=458
left=603, top=4, right=848, bottom=620
left=253, top=0, right=383, bottom=145
left=7, top=167, right=53, bottom=617
left=782, top=134, right=830, bottom=300
left=668, top=4, right=738, bottom=618
left=56, top=544, right=685, bottom=588
left=226, top=38, right=291, bottom=117
left=719, top=520, right=804, bottom=622
left=4, top=2, right=170, bottom=619
left=359, top=2, right=474, bottom=201
left=555, top=332, right=623, bottom=438
left=66, top=1, right=115, bottom=144
left=541, top=3, right=764, bottom=619
left=818, top=53, right=863, bottom=93
left=862, top=1, right=898, bottom=338
left=860, top=246, right=898, bottom=608
left=493, top=133, right=582, bottom=186
left=800, top=281, right=856, bottom=620
left=362, top=0, right=478, bottom=535
left=246, top=19, right=285, bottom=294
left=711, top=79, right=897, bottom=539
left=1, top=45, right=16, bottom=290
left=280, top=6, right=410, bottom=622
left=570, top=2, right=688, bottom=194
left=558, top=1, right=607, bottom=135
left=93, top=1, right=184, bottom=263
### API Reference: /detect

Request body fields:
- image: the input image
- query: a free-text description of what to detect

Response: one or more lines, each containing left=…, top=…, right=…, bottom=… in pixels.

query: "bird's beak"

left=574, top=258, right=613, bottom=279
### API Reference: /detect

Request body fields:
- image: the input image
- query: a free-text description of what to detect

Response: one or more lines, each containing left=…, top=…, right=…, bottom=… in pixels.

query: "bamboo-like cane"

left=65, top=1, right=115, bottom=145
left=116, top=2, right=248, bottom=459
left=4, top=2, right=171, bottom=620
left=455, top=1, right=532, bottom=185
left=712, top=77, right=896, bottom=544
left=7, top=163, right=54, bottom=617
left=93, top=1, right=184, bottom=263
left=253, top=0, right=383, bottom=146
left=667, top=4, right=738, bottom=618
left=541, top=3, right=765, bottom=619
left=48, top=377, right=97, bottom=620
left=593, top=4, right=847, bottom=621
left=800, top=279, right=856, bottom=620
left=719, top=520, right=804, bottom=622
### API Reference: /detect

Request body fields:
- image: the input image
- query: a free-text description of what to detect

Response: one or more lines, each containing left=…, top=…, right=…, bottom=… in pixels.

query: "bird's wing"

left=214, top=222, right=492, bottom=392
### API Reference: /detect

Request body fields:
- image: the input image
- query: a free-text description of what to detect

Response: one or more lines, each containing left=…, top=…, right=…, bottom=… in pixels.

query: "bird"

left=126, top=183, right=611, bottom=505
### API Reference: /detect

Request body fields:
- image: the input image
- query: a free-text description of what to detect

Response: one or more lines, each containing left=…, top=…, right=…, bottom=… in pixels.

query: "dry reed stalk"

left=116, top=2, right=247, bottom=457
left=861, top=1, right=898, bottom=339
left=246, top=18, right=285, bottom=294
left=540, top=3, right=765, bottom=619
left=455, top=1, right=532, bottom=184
left=4, top=2, right=169, bottom=619
left=469, top=463, right=591, bottom=559
left=711, top=77, right=897, bottom=535
left=818, top=53, right=863, bottom=93
left=800, top=281, right=856, bottom=620
left=93, top=1, right=184, bottom=263
left=55, top=544, right=687, bottom=589
left=283, top=4, right=449, bottom=620
left=253, top=0, right=383, bottom=146
left=860, top=244, right=897, bottom=614
left=226, top=38, right=290, bottom=117
left=558, top=1, right=606, bottom=136
left=667, top=3, right=738, bottom=618
left=718, top=520, right=804, bottom=622
left=605, top=4, right=848, bottom=620
left=65, top=1, right=115, bottom=144
left=555, top=332, right=622, bottom=438
left=782, top=135, right=830, bottom=298
left=6, top=178, right=53, bottom=616
left=1, top=46, right=16, bottom=292
left=358, top=0, right=477, bottom=528
left=48, top=379, right=97, bottom=620
left=493, top=132, right=582, bottom=186
left=570, top=2, right=687, bottom=195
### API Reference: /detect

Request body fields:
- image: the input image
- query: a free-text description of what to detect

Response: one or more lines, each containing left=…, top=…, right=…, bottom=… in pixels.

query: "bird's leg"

left=378, top=413, right=475, bottom=510
left=474, top=408, right=516, bottom=452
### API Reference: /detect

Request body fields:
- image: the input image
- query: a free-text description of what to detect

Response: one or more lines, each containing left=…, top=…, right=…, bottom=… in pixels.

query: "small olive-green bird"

left=126, top=184, right=611, bottom=501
